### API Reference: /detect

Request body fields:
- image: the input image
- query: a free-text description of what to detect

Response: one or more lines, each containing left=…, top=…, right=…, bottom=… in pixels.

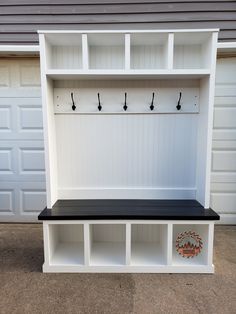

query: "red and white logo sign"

left=176, top=231, right=203, bottom=258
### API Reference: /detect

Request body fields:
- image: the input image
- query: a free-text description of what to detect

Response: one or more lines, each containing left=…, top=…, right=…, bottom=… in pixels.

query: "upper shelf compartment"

left=40, top=30, right=218, bottom=75
left=45, top=33, right=83, bottom=70
left=130, top=33, right=169, bottom=70
left=173, top=32, right=213, bottom=70
left=88, top=33, right=125, bottom=70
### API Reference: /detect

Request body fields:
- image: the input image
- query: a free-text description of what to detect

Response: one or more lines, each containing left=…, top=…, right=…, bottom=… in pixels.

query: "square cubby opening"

left=131, top=224, right=168, bottom=265
left=130, top=33, right=169, bottom=70
left=173, top=224, right=209, bottom=266
left=48, top=224, right=84, bottom=266
left=88, top=34, right=125, bottom=70
left=90, top=224, right=126, bottom=266
left=173, top=32, right=212, bottom=69
left=46, top=34, right=83, bottom=70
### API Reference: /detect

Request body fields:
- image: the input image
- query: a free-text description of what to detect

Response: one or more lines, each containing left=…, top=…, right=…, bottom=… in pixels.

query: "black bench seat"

left=38, top=199, right=220, bottom=221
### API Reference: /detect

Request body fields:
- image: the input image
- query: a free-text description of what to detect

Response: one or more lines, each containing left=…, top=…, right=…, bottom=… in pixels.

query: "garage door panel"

left=19, top=105, right=43, bottom=130
left=212, top=140, right=236, bottom=150
left=211, top=193, right=236, bottom=214
left=18, top=142, right=45, bottom=177
left=212, top=151, right=236, bottom=171
left=0, top=98, right=43, bottom=140
left=212, top=172, right=236, bottom=183
left=211, top=182, right=236, bottom=192
left=0, top=182, right=17, bottom=217
left=214, top=107, right=236, bottom=129
left=0, top=59, right=44, bottom=221
left=211, top=57, right=236, bottom=221
left=19, top=64, right=41, bottom=87
left=20, top=189, right=46, bottom=213
left=0, top=59, right=40, bottom=87
left=214, top=96, right=236, bottom=107
left=18, top=182, right=46, bottom=216
left=213, top=129, right=236, bottom=141
left=215, top=85, right=236, bottom=97
left=0, top=181, right=46, bottom=219
left=0, top=189, right=14, bottom=214
left=0, top=65, right=10, bottom=87
left=0, top=89, right=41, bottom=98
left=0, top=140, right=45, bottom=182
left=20, top=148, right=45, bottom=173
left=0, top=147, right=14, bottom=173
left=215, top=58, right=236, bottom=84
left=0, top=145, right=16, bottom=177
left=0, top=105, right=11, bottom=130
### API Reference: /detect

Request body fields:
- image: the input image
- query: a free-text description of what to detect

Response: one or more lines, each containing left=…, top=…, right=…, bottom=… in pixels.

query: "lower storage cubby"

left=131, top=224, right=168, bottom=266
left=89, top=224, right=126, bottom=266
left=172, top=224, right=209, bottom=266
left=48, top=224, right=84, bottom=266
left=42, top=217, right=217, bottom=272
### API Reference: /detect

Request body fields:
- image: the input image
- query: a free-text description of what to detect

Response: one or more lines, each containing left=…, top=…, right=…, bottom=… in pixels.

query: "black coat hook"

left=150, top=92, right=155, bottom=111
left=176, top=92, right=182, bottom=111
left=71, top=92, right=76, bottom=111
left=97, top=93, right=102, bottom=111
left=123, top=92, right=128, bottom=111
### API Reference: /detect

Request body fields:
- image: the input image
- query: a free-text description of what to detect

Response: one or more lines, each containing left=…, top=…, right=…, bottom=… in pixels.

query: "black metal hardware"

left=71, top=92, right=76, bottom=111
left=123, top=92, right=128, bottom=111
left=150, top=92, right=155, bottom=111
left=176, top=92, right=182, bottom=111
left=97, top=93, right=102, bottom=111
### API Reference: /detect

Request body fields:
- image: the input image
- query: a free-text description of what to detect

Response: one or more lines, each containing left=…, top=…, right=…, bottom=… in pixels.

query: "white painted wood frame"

left=39, top=29, right=219, bottom=273
left=39, top=29, right=218, bottom=209
left=42, top=220, right=215, bottom=273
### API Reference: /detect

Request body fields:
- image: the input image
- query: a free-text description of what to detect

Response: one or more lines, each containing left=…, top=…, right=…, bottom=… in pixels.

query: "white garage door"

left=0, top=58, right=46, bottom=222
left=0, top=56, right=235, bottom=223
left=211, top=56, right=236, bottom=224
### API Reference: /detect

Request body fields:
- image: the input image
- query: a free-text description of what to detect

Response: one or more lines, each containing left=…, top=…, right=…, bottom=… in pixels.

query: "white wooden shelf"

left=46, top=69, right=211, bottom=80
left=42, top=30, right=216, bottom=73
left=90, top=242, right=126, bottom=266
left=131, top=243, right=166, bottom=266
left=51, top=243, right=84, bottom=266
left=39, top=29, right=219, bottom=273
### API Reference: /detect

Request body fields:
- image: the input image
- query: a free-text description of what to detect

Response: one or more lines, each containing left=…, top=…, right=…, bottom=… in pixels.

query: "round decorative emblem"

left=176, top=231, right=203, bottom=258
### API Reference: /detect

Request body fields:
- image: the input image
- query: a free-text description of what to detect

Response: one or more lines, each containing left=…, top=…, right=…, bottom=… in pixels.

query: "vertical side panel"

left=39, top=34, right=58, bottom=208
left=125, top=33, right=131, bottom=70
left=84, top=222, right=90, bottom=266
left=196, top=32, right=218, bottom=208
left=43, top=222, right=50, bottom=267
left=204, top=32, right=218, bottom=207
left=167, top=33, right=174, bottom=70
left=126, top=222, right=131, bottom=265
left=207, top=222, right=214, bottom=266
left=160, top=224, right=169, bottom=265
left=167, top=223, right=173, bottom=265
left=82, top=34, right=89, bottom=70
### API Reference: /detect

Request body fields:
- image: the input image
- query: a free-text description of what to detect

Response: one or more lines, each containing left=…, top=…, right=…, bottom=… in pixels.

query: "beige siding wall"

left=0, top=1, right=235, bottom=44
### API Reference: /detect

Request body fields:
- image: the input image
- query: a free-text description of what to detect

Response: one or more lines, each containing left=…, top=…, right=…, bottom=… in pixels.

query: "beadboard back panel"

left=55, top=112, right=198, bottom=198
